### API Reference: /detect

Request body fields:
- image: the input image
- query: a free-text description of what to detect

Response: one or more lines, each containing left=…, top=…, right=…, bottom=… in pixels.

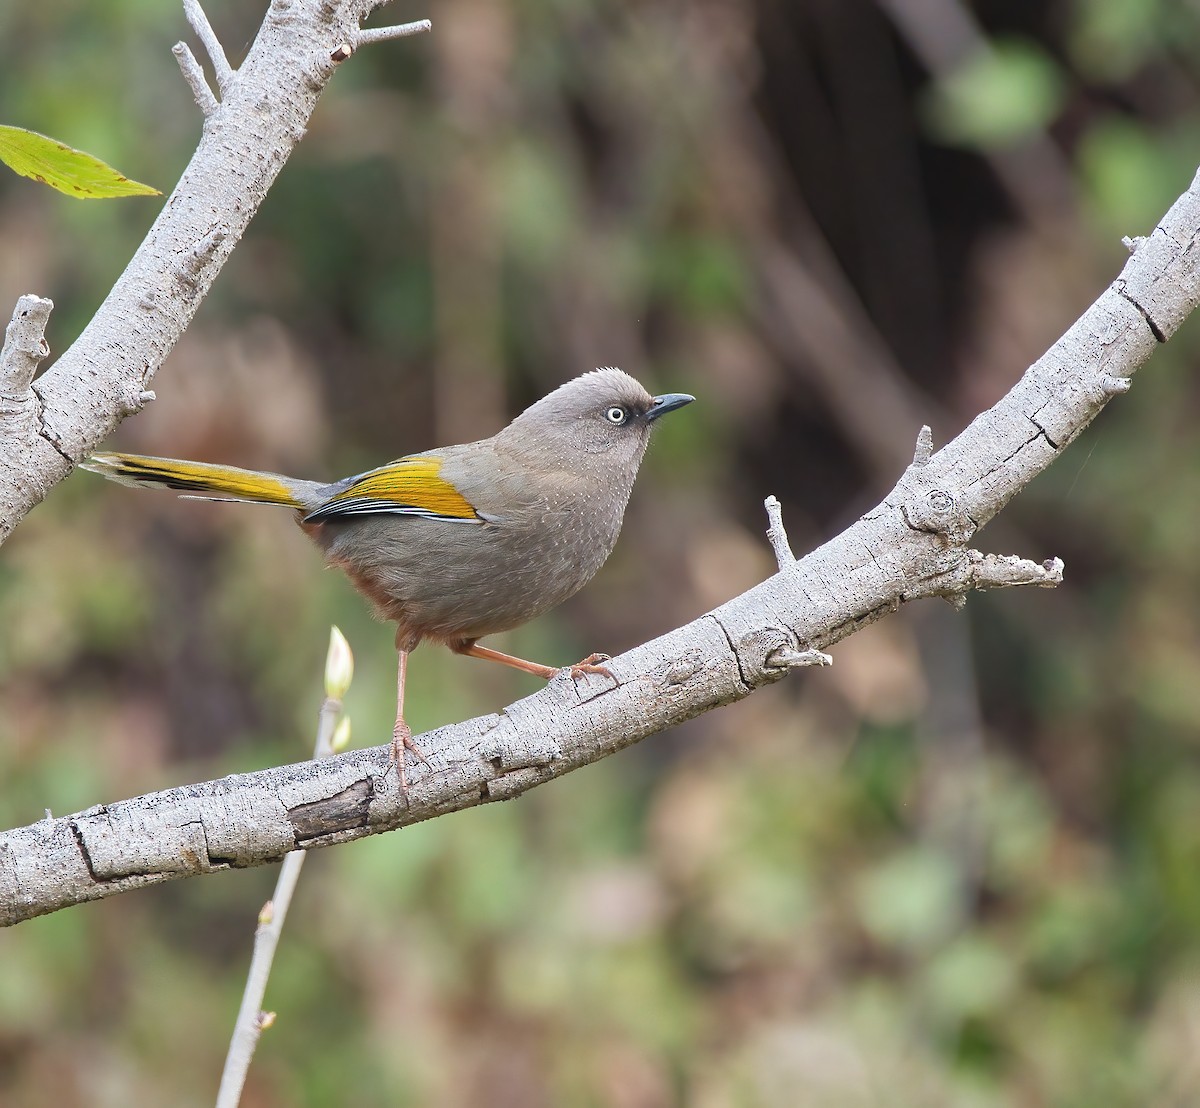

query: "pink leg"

left=390, top=648, right=429, bottom=789
left=454, top=641, right=613, bottom=682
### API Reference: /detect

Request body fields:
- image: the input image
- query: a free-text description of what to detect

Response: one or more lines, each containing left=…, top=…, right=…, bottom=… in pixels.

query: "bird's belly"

left=308, top=510, right=616, bottom=645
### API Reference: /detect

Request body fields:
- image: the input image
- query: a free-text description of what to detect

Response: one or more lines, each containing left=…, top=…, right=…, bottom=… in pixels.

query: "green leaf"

left=0, top=124, right=160, bottom=199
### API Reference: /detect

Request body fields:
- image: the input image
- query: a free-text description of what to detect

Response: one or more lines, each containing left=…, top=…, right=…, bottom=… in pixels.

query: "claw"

left=567, top=652, right=614, bottom=681
left=390, top=719, right=430, bottom=791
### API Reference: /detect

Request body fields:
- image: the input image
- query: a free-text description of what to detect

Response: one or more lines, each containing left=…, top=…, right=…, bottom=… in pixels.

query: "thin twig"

left=912, top=424, right=933, bottom=467
left=216, top=694, right=343, bottom=1108
left=0, top=296, right=53, bottom=439
left=768, top=646, right=833, bottom=669
left=356, top=19, right=433, bottom=46
left=970, top=551, right=1064, bottom=589
left=183, top=0, right=234, bottom=94
left=763, top=494, right=795, bottom=570
left=172, top=42, right=218, bottom=117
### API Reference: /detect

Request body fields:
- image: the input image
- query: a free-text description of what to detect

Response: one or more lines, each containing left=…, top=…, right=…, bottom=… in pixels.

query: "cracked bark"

left=708, top=613, right=754, bottom=692
left=1116, top=284, right=1168, bottom=342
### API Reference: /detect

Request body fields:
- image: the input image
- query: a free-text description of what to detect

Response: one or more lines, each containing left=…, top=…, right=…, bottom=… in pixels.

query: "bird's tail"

left=81, top=452, right=320, bottom=510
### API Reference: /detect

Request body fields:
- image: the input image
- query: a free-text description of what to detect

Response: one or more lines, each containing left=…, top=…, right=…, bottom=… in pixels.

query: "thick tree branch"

left=4, top=161, right=1199, bottom=926
left=0, top=0, right=430, bottom=546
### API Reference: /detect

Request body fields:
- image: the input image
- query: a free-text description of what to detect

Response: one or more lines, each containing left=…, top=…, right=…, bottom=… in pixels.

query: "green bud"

left=324, top=625, right=354, bottom=700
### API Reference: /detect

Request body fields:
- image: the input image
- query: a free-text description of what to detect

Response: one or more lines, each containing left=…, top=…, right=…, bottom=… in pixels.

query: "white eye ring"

left=604, top=406, right=628, bottom=425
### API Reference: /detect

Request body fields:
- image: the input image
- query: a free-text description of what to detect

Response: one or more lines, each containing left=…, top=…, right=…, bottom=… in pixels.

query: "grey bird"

left=83, top=368, right=695, bottom=774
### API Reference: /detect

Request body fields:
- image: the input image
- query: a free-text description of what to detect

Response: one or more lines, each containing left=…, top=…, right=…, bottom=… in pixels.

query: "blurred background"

left=4, top=0, right=1200, bottom=1104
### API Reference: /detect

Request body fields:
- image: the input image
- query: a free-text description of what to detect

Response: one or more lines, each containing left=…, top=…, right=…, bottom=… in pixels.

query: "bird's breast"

left=309, top=473, right=631, bottom=643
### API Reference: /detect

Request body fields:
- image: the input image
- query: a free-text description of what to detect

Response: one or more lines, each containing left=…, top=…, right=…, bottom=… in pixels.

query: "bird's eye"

left=604, top=406, right=628, bottom=425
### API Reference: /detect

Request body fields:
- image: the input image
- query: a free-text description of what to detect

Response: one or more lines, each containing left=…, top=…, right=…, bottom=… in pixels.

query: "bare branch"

left=912, top=424, right=933, bottom=466
left=0, top=491, right=1069, bottom=925
left=768, top=646, right=833, bottom=669
left=356, top=20, right=434, bottom=47
left=217, top=690, right=344, bottom=1107
left=173, top=41, right=218, bottom=117
left=6, top=141, right=1200, bottom=917
left=763, top=494, right=795, bottom=570
left=0, top=296, right=53, bottom=440
left=4, top=21, right=1200, bottom=928
left=972, top=552, right=1064, bottom=590
left=10, top=156, right=1198, bottom=925
left=183, top=0, right=234, bottom=95
left=0, top=1, right=433, bottom=546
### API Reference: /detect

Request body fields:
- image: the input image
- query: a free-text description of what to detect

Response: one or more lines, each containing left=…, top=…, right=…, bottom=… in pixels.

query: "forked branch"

left=0, top=0, right=430, bottom=546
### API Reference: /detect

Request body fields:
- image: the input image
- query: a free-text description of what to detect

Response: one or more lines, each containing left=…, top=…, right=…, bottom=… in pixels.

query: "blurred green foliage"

left=923, top=39, right=1066, bottom=148
left=6, top=0, right=1200, bottom=1105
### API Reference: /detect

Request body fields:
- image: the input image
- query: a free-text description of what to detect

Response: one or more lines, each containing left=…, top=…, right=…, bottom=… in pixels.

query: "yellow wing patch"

left=304, top=455, right=479, bottom=523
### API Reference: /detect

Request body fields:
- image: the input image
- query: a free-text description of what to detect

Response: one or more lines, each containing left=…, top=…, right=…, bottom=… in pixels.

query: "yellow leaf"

left=0, top=124, right=160, bottom=199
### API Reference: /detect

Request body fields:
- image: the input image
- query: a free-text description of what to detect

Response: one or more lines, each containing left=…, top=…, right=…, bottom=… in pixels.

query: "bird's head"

left=497, top=367, right=694, bottom=473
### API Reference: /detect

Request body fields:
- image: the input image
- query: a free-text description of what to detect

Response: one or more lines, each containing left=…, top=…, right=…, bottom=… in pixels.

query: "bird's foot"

left=566, top=652, right=613, bottom=681
left=390, top=719, right=431, bottom=791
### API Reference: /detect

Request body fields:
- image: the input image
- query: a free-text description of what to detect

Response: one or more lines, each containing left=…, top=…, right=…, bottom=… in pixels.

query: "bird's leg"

left=454, top=641, right=613, bottom=681
left=391, top=642, right=430, bottom=788
left=455, top=641, right=558, bottom=678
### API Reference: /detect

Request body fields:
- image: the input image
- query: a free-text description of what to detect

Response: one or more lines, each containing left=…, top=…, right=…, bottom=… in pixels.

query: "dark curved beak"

left=646, top=392, right=695, bottom=422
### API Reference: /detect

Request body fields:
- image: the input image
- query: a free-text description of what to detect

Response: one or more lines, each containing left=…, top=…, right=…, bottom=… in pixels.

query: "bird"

left=82, top=368, right=695, bottom=782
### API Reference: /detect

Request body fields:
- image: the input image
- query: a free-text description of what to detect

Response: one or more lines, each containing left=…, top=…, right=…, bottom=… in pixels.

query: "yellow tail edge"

left=82, top=452, right=303, bottom=509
